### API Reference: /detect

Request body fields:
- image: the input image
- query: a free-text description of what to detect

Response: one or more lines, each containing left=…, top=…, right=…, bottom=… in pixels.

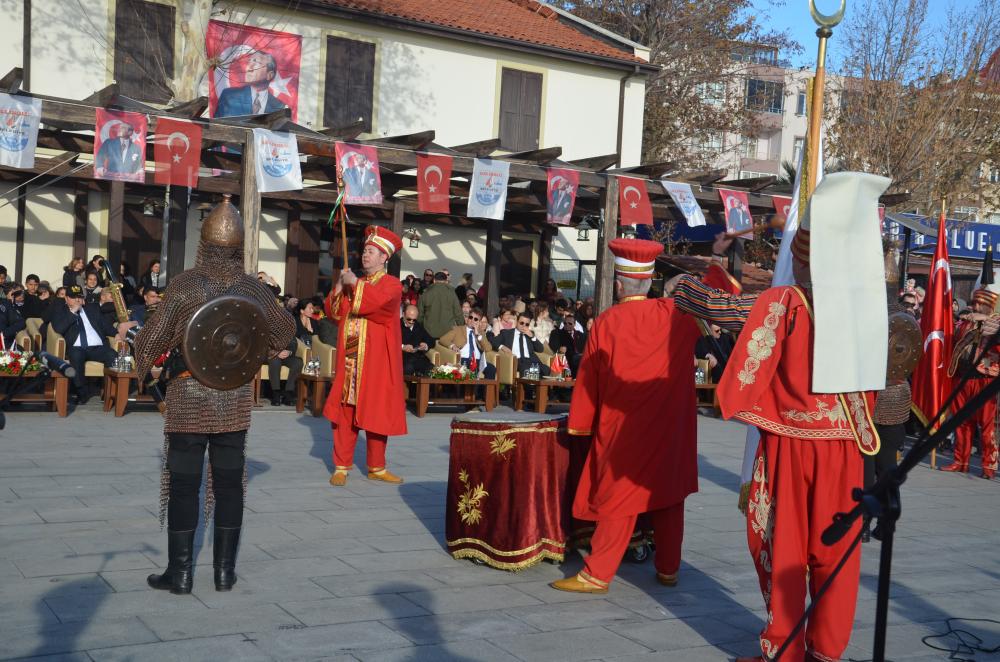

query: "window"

left=324, top=36, right=376, bottom=132
left=795, top=92, right=806, bottom=115
left=113, top=0, right=175, bottom=103
left=697, top=82, right=725, bottom=106
left=991, top=167, right=1000, bottom=184
left=955, top=206, right=979, bottom=217
left=731, top=47, right=779, bottom=66
left=739, top=170, right=776, bottom=179
left=742, top=136, right=759, bottom=159
left=792, top=137, right=804, bottom=164
left=746, top=79, right=784, bottom=114
left=702, top=132, right=723, bottom=152
left=499, top=68, right=543, bottom=151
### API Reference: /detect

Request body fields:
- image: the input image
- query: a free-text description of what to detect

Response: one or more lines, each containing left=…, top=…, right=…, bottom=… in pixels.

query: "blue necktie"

left=76, top=312, right=88, bottom=348
left=468, top=330, right=477, bottom=360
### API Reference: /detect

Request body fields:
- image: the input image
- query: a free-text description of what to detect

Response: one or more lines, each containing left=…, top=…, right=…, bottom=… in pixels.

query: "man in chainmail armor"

left=134, top=196, right=294, bottom=594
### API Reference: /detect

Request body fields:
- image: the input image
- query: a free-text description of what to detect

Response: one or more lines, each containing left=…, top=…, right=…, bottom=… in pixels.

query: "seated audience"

left=489, top=311, right=549, bottom=377
left=50, top=285, right=118, bottom=404
left=400, top=304, right=435, bottom=375
left=549, top=311, right=586, bottom=374
left=440, top=307, right=496, bottom=379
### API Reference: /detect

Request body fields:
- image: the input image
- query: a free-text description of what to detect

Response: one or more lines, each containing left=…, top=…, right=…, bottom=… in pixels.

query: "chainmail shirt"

left=134, top=241, right=295, bottom=433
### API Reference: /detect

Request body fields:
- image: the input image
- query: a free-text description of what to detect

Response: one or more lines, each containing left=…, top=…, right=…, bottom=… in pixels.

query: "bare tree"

left=551, top=0, right=798, bottom=169
left=830, top=0, right=1000, bottom=215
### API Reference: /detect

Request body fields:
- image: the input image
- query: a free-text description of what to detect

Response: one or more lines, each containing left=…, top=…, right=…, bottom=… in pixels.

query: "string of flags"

left=0, top=91, right=804, bottom=230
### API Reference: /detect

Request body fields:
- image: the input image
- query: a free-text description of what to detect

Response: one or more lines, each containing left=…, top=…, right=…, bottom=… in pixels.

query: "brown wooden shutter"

left=324, top=36, right=376, bottom=132
left=114, top=0, right=174, bottom=103
left=499, top=68, right=542, bottom=151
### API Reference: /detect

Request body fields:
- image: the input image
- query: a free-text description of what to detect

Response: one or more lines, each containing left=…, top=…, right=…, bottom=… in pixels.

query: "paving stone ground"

left=1, top=403, right=998, bottom=661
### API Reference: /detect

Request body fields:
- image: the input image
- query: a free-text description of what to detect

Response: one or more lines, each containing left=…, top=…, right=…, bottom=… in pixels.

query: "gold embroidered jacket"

left=717, top=286, right=879, bottom=455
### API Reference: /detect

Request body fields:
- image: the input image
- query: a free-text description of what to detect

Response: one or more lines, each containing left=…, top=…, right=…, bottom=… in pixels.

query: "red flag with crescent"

left=911, top=211, right=953, bottom=429
left=417, top=153, right=452, bottom=213
left=618, top=176, right=653, bottom=225
left=153, top=117, right=202, bottom=188
left=546, top=168, right=579, bottom=225
left=772, top=195, right=793, bottom=228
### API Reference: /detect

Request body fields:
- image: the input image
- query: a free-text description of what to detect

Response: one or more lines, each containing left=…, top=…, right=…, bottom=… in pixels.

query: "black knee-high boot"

left=147, top=529, right=195, bottom=594
left=213, top=526, right=241, bottom=591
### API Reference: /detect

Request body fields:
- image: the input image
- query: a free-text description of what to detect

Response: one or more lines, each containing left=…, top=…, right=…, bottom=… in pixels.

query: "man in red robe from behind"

left=551, top=238, right=701, bottom=594
left=324, top=226, right=407, bottom=487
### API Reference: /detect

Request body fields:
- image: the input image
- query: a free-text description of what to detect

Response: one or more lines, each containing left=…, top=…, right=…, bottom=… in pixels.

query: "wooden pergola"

left=0, top=67, right=796, bottom=316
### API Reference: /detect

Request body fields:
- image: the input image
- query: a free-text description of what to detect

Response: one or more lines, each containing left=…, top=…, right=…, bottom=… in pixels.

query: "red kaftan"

left=323, top=270, right=407, bottom=437
left=568, top=296, right=701, bottom=520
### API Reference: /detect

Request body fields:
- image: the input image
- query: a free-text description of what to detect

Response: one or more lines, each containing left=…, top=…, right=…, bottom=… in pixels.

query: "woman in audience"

left=530, top=304, right=555, bottom=346
left=141, top=260, right=164, bottom=293
left=62, top=256, right=85, bottom=288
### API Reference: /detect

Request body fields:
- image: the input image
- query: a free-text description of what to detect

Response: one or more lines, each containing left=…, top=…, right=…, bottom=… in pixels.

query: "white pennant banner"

left=661, top=180, right=706, bottom=227
left=0, top=93, right=41, bottom=169
left=467, top=158, right=510, bottom=220
left=252, top=128, right=303, bottom=193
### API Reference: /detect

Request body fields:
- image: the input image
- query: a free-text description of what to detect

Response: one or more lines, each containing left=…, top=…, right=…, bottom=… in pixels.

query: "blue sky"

left=754, top=0, right=977, bottom=69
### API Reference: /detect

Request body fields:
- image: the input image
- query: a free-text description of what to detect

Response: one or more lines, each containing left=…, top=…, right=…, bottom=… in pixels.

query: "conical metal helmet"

left=201, top=194, right=244, bottom=248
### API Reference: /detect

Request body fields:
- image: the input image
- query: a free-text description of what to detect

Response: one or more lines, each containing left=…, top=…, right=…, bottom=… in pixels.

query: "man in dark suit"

left=129, top=287, right=161, bottom=325
left=215, top=52, right=287, bottom=117
left=95, top=122, right=143, bottom=176
left=50, top=285, right=119, bottom=404
left=549, top=311, right=587, bottom=374
left=489, top=311, right=549, bottom=377
left=400, top=304, right=435, bottom=375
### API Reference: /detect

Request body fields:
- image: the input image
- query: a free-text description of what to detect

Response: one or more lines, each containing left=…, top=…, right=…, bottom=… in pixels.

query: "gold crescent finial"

left=809, top=0, right=846, bottom=28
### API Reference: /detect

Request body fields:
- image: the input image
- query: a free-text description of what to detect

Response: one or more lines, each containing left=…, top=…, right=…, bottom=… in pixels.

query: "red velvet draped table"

left=446, top=412, right=572, bottom=570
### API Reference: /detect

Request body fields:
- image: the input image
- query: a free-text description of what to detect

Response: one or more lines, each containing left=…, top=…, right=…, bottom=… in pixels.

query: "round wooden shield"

left=886, top=311, right=922, bottom=382
left=182, top=295, right=268, bottom=391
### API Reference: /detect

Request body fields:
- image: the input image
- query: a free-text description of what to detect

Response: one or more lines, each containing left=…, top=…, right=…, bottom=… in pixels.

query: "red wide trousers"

left=747, top=434, right=863, bottom=662
left=951, top=378, right=999, bottom=471
left=581, top=503, right=684, bottom=586
left=332, top=403, right=389, bottom=470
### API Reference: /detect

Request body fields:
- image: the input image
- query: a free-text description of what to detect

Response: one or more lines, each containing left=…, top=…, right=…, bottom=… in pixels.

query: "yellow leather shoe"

left=549, top=572, right=609, bottom=594
left=656, top=572, right=678, bottom=587
left=329, top=471, right=348, bottom=487
left=367, top=469, right=404, bottom=484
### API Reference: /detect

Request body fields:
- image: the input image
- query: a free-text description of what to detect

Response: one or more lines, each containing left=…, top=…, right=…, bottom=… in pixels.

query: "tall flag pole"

left=911, top=201, right=953, bottom=451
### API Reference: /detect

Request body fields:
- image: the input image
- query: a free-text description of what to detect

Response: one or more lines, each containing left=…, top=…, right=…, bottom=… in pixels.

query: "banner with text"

left=252, top=128, right=302, bottom=193
left=467, top=158, right=510, bottom=220
left=0, top=93, right=41, bottom=169
left=661, top=180, right=706, bottom=227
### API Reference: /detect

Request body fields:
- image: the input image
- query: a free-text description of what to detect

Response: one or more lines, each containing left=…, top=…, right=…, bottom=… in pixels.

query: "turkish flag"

left=417, top=153, right=452, bottom=213
left=153, top=118, right=202, bottom=188
left=772, top=195, right=793, bottom=228
left=619, top=176, right=653, bottom=225
left=911, top=211, right=953, bottom=430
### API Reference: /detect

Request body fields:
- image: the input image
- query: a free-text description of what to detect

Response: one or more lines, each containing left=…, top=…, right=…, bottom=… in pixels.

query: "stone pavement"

left=1, top=404, right=998, bottom=661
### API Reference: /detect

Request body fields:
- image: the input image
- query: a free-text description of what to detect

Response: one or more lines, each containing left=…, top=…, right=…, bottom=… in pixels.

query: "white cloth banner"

left=0, top=93, right=41, bottom=169
left=661, top=180, right=706, bottom=227
left=467, top=158, right=509, bottom=220
left=252, top=128, right=302, bottom=193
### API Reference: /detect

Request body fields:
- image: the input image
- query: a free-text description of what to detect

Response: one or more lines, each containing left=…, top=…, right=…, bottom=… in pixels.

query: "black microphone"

left=37, top=352, right=76, bottom=379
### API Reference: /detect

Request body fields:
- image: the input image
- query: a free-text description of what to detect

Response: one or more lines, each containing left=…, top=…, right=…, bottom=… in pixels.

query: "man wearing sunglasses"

left=488, top=311, right=549, bottom=377
left=440, top=308, right=495, bottom=379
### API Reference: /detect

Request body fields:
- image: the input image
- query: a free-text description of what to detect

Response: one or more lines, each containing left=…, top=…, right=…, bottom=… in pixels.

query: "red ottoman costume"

left=324, top=227, right=407, bottom=483
left=944, top=286, right=1000, bottom=478
left=554, top=239, right=700, bottom=593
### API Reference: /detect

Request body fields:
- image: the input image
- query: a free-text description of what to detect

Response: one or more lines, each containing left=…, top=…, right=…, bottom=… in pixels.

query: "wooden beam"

left=449, top=138, right=500, bottom=156
left=715, top=176, right=777, bottom=191
left=166, top=185, right=188, bottom=280
left=537, top=226, right=554, bottom=299
left=389, top=200, right=405, bottom=277
left=240, top=129, right=261, bottom=273
left=284, top=208, right=301, bottom=297
left=484, top=218, right=503, bottom=318
left=369, top=130, right=435, bottom=149
left=165, top=97, right=209, bottom=118
left=568, top=153, right=619, bottom=171
left=0, top=67, right=23, bottom=93
left=72, top=184, right=88, bottom=259
left=82, top=83, right=119, bottom=107
left=594, top=177, right=619, bottom=314
left=14, top=192, right=26, bottom=283
left=504, top=146, right=562, bottom=164
left=607, top=160, right=678, bottom=179
left=318, top=119, right=365, bottom=140
left=107, top=181, right=124, bottom=272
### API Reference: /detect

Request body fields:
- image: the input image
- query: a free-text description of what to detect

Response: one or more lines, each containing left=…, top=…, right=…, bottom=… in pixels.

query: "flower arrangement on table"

left=0, top=349, right=41, bottom=376
left=429, top=363, right=476, bottom=382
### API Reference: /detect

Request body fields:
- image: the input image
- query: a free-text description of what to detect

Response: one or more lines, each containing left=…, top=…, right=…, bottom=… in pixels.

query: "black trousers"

left=267, top=354, right=303, bottom=394
left=403, top=352, right=434, bottom=376
left=166, top=430, right=246, bottom=531
left=66, top=345, right=116, bottom=390
left=864, top=423, right=905, bottom=489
